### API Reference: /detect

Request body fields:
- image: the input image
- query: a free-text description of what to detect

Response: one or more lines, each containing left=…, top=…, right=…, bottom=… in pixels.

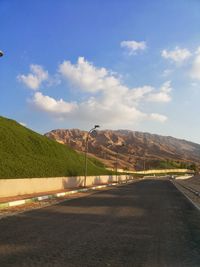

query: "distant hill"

left=0, top=116, right=109, bottom=178
left=45, top=129, right=200, bottom=171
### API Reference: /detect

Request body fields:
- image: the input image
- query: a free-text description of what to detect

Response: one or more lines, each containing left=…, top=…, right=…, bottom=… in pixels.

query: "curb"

left=174, top=180, right=200, bottom=197
left=0, top=179, right=134, bottom=209
left=172, top=180, right=200, bottom=211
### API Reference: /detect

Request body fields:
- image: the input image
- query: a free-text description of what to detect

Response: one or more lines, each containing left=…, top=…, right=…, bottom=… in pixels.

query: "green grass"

left=145, top=159, right=197, bottom=171
left=133, top=172, right=188, bottom=178
left=0, top=116, right=111, bottom=178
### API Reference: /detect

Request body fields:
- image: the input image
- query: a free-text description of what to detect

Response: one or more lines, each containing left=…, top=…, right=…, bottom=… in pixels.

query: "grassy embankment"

left=0, top=116, right=111, bottom=178
left=145, top=159, right=197, bottom=171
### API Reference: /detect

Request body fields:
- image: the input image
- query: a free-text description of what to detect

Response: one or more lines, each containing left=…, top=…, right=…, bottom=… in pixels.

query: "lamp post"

left=84, top=125, right=100, bottom=187
left=142, top=150, right=147, bottom=174
left=143, top=156, right=146, bottom=174
left=115, top=151, right=119, bottom=183
left=0, top=51, right=4, bottom=57
left=115, top=143, right=125, bottom=184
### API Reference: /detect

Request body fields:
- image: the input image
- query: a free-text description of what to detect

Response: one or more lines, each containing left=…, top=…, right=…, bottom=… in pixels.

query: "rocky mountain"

left=45, top=129, right=200, bottom=170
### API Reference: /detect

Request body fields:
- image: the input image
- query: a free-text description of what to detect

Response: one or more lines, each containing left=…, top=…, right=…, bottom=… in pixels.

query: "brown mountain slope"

left=45, top=129, right=200, bottom=170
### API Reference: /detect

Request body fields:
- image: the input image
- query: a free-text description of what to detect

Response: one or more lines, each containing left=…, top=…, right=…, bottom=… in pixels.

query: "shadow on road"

left=0, top=180, right=200, bottom=267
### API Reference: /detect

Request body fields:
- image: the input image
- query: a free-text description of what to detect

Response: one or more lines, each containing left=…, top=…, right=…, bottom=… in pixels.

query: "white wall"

left=107, top=168, right=194, bottom=174
left=0, top=175, right=130, bottom=198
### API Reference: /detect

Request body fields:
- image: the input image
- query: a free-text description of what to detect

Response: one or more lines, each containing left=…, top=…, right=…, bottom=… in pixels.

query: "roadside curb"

left=0, top=179, right=134, bottom=209
left=173, top=180, right=200, bottom=197
left=172, top=180, right=200, bottom=211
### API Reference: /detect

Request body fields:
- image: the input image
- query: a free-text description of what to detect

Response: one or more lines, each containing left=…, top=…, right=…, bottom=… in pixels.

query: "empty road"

left=0, top=179, right=200, bottom=267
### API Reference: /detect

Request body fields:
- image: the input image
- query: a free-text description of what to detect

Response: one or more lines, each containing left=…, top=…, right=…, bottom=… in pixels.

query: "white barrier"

left=0, top=174, right=131, bottom=198
left=107, top=168, right=194, bottom=175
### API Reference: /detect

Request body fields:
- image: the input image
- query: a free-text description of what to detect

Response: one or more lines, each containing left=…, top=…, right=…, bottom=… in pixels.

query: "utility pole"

left=115, top=143, right=125, bottom=183
left=115, top=151, right=118, bottom=183
left=84, top=125, right=100, bottom=187
left=143, top=156, right=146, bottom=174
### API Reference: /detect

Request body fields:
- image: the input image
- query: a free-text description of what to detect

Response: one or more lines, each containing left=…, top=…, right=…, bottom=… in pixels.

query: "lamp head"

left=0, top=51, right=4, bottom=57
left=94, top=125, right=100, bottom=129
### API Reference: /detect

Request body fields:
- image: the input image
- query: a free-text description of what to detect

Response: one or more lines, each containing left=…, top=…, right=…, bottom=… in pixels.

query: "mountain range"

left=45, top=129, right=200, bottom=170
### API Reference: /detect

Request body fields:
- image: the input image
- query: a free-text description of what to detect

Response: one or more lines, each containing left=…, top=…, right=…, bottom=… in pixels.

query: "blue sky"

left=1, top=0, right=200, bottom=143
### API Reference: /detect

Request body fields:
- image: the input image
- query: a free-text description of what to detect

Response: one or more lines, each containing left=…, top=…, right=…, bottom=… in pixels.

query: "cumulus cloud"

left=17, top=64, right=49, bottom=90
left=125, top=86, right=154, bottom=104
left=30, top=57, right=171, bottom=127
left=59, top=57, right=121, bottom=93
left=31, top=91, right=153, bottom=127
left=149, top=113, right=167, bottom=122
left=120, top=40, right=146, bottom=55
left=161, top=45, right=200, bottom=81
left=147, top=81, right=172, bottom=103
left=32, top=92, right=77, bottom=115
left=161, top=47, right=191, bottom=64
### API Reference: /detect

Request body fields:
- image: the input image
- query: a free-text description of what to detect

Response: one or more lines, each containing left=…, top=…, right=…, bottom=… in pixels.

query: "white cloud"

left=30, top=57, right=171, bottom=128
left=149, top=113, right=167, bottom=123
left=128, top=86, right=154, bottom=101
left=147, top=81, right=172, bottom=103
left=32, top=92, right=77, bottom=114
left=190, top=48, right=200, bottom=80
left=18, top=64, right=49, bottom=90
left=161, top=47, right=191, bottom=64
left=59, top=57, right=120, bottom=93
left=31, top=91, right=165, bottom=128
left=120, top=40, right=146, bottom=55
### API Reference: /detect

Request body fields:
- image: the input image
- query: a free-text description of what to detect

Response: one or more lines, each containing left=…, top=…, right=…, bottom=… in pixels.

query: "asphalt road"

left=0, top=179, right=200, bottom=267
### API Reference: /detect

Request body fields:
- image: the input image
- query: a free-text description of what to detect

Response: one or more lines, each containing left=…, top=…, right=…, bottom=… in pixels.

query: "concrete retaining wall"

left=0, top=175, right=129, bottom=198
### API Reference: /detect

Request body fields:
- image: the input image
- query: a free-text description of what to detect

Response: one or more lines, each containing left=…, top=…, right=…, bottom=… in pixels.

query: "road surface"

left=0, top=179, right=200, bottom=267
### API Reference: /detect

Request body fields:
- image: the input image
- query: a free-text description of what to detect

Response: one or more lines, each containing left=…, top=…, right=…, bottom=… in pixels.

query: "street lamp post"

left=143, top=156, right=146, bottom=174
left=84, top=125, right=100, bottom=187
left=115, top=151, right=119, bottom=183
left=143, top=150, right=147, bottom=174
left=115, top=143, right=125, bottom=184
